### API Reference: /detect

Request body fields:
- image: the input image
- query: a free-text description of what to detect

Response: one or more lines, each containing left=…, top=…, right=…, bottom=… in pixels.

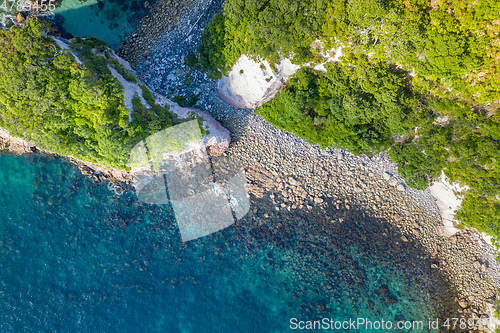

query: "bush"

left=257, top=60, right=419, bottom=155
left=0, top=19, right=176, bottom=169
left=110, top=59, right=138, bottom=83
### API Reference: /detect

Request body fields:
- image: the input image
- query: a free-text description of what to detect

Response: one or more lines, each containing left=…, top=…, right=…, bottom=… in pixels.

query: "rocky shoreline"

left=114, top=0, right=500, bottom=329
left=220, top=109, right=500, bottom=327
left=0, top=127, right=136, bottom=189
left=3, top=1, right=499, bottom=329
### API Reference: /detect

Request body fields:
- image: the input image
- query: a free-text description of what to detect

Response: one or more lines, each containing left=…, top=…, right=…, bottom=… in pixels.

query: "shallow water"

left=0, top=153, right=456, bottom=332
left=0, top=0, right=146, bottom=49
left=52, top=0, right=149, bottom=49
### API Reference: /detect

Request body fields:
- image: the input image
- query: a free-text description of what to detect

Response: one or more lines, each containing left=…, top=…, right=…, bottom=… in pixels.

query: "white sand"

left=218, top=44, right=343, bottom=109
left=429, top=172, right=467, bottom=237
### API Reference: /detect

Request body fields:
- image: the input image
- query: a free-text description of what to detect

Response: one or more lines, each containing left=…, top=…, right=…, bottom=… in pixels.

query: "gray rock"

left=458, top=299, right=469, bottom=308
left=388, top=177, right=398, bottom=186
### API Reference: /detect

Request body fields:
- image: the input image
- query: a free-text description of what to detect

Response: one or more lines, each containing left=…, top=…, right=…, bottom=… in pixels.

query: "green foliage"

left=199, top=0, right=500, bottom=104
left=110, top=59, right=138, bottom=83
left=257, top=60, right=420, bottom=155
left=73, top=36, right=108, bottom=52
left=171, top=94, right=200, bottom=108
left=0, top=19, right=176, bottom=169
left=140, top=84, right=155, bottom=106
left=200, top=0, right=500, bottom=245
left=197, top=14, right=227, bottom=75
left=186, top=111, right=206, bottom=136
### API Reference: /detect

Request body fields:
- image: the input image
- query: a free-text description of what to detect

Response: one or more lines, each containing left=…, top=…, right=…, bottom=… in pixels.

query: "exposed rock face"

left=0, top=128, right=35, bottom=153
left=0, top=126, right=135, bottom=188
left=16, top=12, right=26, bottom=24
left=196, top=109, right=230, bottom=156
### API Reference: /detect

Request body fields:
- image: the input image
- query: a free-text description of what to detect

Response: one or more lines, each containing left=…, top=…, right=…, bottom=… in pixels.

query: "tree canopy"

left=198, top=0, right=500, bottom=245
left=0, top=19, right=178, bottom=169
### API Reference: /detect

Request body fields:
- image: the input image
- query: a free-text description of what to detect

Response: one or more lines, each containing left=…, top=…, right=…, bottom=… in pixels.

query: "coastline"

left=3, top=92, right=498, bottom=326
left=116, top=0, right=500, bottom=327
left=217, top=105, right=500, bottom=327
left=1, top=5, right=498, bottom=329
left=2, top=70, right=499, bottom=328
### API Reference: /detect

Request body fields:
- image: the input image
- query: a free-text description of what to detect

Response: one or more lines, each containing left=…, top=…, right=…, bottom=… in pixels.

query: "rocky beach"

left=118, top=0, right=500, bottom=327
left=1, top=0, right=499, bottom=330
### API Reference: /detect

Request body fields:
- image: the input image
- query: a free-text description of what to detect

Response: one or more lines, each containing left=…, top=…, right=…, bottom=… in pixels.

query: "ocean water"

left=0, top=153, right=456, bottom=332
left=0, top=0, right=147, bottom=49
left=52, top=0, right=150, bottom=50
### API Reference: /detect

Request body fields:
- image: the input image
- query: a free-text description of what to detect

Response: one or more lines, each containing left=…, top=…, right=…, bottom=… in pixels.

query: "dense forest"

left=197, top=0, right=500, bottom=245
left=0, top=19, right=177, bottom=169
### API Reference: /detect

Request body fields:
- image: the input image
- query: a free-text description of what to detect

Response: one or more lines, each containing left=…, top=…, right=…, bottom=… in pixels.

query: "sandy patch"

left=151, top=92, right=230, bottom=154
left=218, top=46, right=343, bottom=110
left=217, top=55, right=299, bottom=109
left=429, top=172, right=467, bottom=237
left=51, top=36, right=83, bottom=65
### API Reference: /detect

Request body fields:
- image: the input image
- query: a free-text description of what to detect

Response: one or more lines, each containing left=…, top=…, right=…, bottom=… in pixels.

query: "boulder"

left=16, top=12, right=26, bottom=24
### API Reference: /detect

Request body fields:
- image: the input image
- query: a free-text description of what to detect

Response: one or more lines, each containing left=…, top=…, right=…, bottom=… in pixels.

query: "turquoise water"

left=0, top=0, right=146, bottom=49
left=0, top=153, right=456, bottom=332
left=52, top=0, right=150, bottom=49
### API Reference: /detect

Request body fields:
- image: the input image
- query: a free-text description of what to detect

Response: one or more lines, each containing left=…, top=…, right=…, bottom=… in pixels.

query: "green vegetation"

left=172, top=93, right=200, bottom=108
left=140, top=84, right=155, bottom=106
left=110, top=59, right=137, bottom=83
left=258, top=58, right=425, bottom=155
left=199, top=0, right=500, bottom=245
left=184, top=52, right=199, bottom=68
left=0, top=19, right=179, bottom=169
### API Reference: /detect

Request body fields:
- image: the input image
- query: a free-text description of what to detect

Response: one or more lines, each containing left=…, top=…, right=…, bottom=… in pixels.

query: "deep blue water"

left=0, top=153, right=456, bottom=332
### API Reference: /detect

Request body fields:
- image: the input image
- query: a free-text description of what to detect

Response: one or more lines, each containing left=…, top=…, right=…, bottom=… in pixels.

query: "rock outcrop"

left=16, top=12, right=26, bottom=24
